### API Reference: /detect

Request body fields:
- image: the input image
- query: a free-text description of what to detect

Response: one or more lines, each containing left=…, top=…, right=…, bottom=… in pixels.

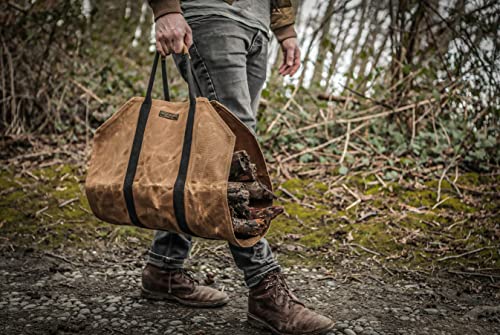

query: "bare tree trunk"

left=342, top=0, right=368, bottom=91
left=310, top=0, right=336, bottom=87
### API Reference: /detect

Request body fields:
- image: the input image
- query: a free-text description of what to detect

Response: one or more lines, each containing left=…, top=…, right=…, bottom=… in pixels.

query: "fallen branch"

left=348, top=243, right=383, bottom=256
left=281, top=122, right=367, bottom=163
left=70, top=78, right=104, bottom=104
left=437, top=247, right=495, bottom=262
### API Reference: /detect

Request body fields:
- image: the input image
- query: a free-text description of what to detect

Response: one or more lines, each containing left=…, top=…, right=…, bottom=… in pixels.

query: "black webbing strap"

left=172, top=53, right=197, bottom=237
left=161, top=58, right=170, bottom=101
left=123, top=52, right=197, bottom=237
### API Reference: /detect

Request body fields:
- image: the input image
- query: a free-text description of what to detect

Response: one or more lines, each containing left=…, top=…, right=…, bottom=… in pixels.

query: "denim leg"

left=187, top=16, right=280, bottom=288
left=148, top=231, right=192, bottom=270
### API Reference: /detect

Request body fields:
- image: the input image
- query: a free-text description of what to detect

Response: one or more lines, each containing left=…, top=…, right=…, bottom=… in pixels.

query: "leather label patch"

left=159, top=110, right=179, bottom=121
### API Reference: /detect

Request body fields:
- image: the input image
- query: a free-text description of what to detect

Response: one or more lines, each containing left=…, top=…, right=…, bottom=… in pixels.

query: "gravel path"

left=1, top=246, right=499, bottom=335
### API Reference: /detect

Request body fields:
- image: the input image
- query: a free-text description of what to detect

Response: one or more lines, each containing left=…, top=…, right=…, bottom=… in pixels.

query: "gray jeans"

left=148, top=16, right=280, bottom=288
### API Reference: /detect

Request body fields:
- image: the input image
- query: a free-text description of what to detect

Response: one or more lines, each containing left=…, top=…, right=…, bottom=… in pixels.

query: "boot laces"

left=264, top=272, right=304, bottom=308
left=167, top=269, right=198, bottom=293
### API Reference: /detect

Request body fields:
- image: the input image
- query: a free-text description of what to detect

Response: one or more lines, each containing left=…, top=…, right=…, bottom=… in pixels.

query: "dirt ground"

left=1, top=242, right=499, bottom=335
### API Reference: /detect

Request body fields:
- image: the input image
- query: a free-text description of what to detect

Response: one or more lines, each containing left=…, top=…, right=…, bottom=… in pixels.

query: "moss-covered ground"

left=1, top=165, right=498, bottom=272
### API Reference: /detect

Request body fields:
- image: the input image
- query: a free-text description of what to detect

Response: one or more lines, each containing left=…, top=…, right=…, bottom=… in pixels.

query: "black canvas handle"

left=161, top=58, right=170, bottom=101
left=124, top=51, right=197, bottom=237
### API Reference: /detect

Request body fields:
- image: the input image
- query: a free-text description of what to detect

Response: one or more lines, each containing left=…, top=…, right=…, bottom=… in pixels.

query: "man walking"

left=142, top=1, right=334, bottom=334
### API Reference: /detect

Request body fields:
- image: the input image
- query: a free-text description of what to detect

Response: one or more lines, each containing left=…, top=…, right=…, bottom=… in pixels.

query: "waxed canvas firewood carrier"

left=85, top=52, right=273, bottom=247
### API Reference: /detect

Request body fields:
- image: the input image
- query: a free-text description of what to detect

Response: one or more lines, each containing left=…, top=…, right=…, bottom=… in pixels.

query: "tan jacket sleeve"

left=148, top=0, right=297, bottom=42
left=270, top=1, right=297, bottom=42
left=148, top=0, right=182, bottom=20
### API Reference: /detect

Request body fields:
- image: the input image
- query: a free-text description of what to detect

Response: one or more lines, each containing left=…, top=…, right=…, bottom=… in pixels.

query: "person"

left=142, top=1, right=334, bottom=334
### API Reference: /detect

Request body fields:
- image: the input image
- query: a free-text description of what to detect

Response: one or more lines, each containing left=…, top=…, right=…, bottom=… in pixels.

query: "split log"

left=232, top=206, right=284, bottom=237
left=228, top=150, right=283, bottom=238
left=229, top=150, right=257, bottom=182
left=233, top=218, right=268, bottom=237
left=228, top=188, right=250, bottom=218
left=248, top=206, right=284, bottom=221
left=228, top=181, right=274, bottom=201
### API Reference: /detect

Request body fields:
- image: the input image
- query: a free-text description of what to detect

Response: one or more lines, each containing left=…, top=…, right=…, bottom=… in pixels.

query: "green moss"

left=1, top=166, right=498, bottom=270
left=278, top=179, right=328, bottom=200
left=440, top=197, right=476, bottom=213
left=365, top=186, right=382, bottom=195
left=299, top=232, right=330, bottom=248
left=0, top=165, right=152, bottom=250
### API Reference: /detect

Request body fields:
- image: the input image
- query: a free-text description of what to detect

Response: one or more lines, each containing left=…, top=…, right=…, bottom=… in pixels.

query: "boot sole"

left=247, top=313, right=335, bottom=335
left=141, top=287, right=229, bottom=308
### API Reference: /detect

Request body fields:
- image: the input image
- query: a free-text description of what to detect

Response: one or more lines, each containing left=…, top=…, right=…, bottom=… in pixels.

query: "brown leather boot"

left=248, top=271, right=334, bottom=335
left=141, top=264, right=229, bottom=307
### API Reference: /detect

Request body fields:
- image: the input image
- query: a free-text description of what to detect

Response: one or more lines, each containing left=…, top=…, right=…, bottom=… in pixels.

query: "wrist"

left=155, top=12, right=183, bottom=22
left=274, top=24, right=297, bottom=43
left=149, top=0, right=182, bottom=21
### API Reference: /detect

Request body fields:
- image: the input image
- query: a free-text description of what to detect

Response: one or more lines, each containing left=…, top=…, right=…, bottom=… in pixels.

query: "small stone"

left=423, top=308, right=439, bottom=315
left=336, top=323, right=349, bottom=330
left=192, top=316, right=207, bottom=323
left=344, top=329, right=357, bottom=335
left=354, top=326, right=363, bottom=333
left=169, top=320, right=183, bottom=326
left=105, top=306, right=117, bottom=312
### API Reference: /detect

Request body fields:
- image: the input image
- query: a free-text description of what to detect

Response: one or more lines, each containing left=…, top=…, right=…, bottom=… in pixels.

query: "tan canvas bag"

left=85, top=52, right=272, bottom=247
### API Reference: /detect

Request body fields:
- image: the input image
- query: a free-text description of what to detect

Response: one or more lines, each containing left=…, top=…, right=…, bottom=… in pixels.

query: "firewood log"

left=248, top=206, right=284, bottom=221
left=227, top=182, right=274, bottom=201
left=228, top=150, right=283, bottom=238
left=229, top=150, right=257, bottom=182
left=233, top=217, right=268, bottom=237
left=232, top=206, right=284, bottom=237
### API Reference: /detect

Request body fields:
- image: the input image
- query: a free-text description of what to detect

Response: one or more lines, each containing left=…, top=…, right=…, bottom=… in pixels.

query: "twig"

left=348, top=243, right=383, bottom=256
left=35, top=206, right=48, bottom=217
left=281, top=122, right=367, bottom=163
left=70, top=78, right=104, bottom=104
left=339, top=122, right=351, bottom=164
left=346, top=199, right=361, bottom=211
left=448, top=269, right=500, bottom=279
left=283, top=99, right=434, bottom=136
left=437, top=247, right=495, bottom=262
left=44, top=251, right=78, bottom=266
left=58, top=197, right=79, bottom=208
left=266, top=84, right=300, bottom=134
left=431, top=197, right=449, bottom=210
left=278, top=186, right=301, bottom=203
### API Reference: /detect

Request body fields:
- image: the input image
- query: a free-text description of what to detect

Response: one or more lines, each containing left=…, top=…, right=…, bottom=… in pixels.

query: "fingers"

left=156, top=41, right=165, bottom=56
left=286, top=46, right=295, bottom=67
left=289, top=46, right=301, bottom=76
left=156, top=27, right=171, bottom=55
left=279, top=45, right=301, bottom=77
left=279, top=50, right=288, bottom=75
left=157, top=37, right=171, bottom=56
left=169, top=28, right=184, bottom=53
left=155, top=15, right=192, bottom=55
left=184, top=26, right=193, bottom=49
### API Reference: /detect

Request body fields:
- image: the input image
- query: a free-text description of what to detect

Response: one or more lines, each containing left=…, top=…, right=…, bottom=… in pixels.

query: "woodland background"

left=1, top=0, right=499, bottom=283
left=0, top=1, right=499, bottom=334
